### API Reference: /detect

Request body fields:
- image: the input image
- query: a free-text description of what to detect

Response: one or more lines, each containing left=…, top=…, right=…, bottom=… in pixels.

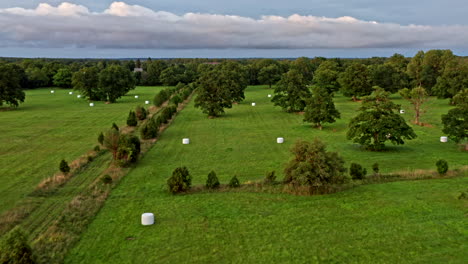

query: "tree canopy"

left=272, top=69, right=311, bottom=112
left=303, top=86, right=340, bottom=130
left=442, top=89, right=468, bottom=150
left=338, top=63, right=372, bottom=100
left=72, top=66, right=102, bottom=100
left=0, top=64, right=25, bottom=107
left=98, top=65, right=135, bottom=103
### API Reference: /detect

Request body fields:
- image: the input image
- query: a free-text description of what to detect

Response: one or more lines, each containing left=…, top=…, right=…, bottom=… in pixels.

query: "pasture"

left=65, top=86, right=467, bottom=263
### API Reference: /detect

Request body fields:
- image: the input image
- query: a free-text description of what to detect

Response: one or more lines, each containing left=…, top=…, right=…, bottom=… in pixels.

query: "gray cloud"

left=0, top=1, right=467, bottom=51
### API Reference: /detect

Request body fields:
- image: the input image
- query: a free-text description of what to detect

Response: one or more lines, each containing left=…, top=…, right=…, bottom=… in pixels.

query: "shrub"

left=167, top=167, right=191, bottom=194
left=87, top=156, right=94, bottom=162
left=112, top=122, right=119, bottom=131
left=98, top=132, right=104, bottom=145
left=350, top=163, right=367, bottom=180
left=135, top=105, right=147, bottom=120
left=459, top=191, right=467, bottom=200
left=206, top=171, right=220, bottom=189
left=170, top=94, right=182, bottom=106
left=103, top=128, right=120, bottom=159
left=228, top=176, right=240, bottom=188
left=436, top=159, right=449, bottom=175
left=117, top=134, right=141, bottom=165
left=0, top=227, right=36, bottom=264
left=94, top=145, right=101, bottom=152
left=59, top=159, right=70, bottom=174
left=264, top=171, right=276, bottom=185
left=153, top=89, right=170, bottom=107
left=101, top=175, right=112, bottom=184
left=126, top=110, right=138, bottom=126
left=140, top=118, right=159, bottom=139
left=372, top=163, right=379, bottom=174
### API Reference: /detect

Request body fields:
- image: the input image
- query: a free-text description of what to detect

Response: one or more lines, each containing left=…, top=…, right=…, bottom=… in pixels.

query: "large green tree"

left=144, top=60, right=168, bottom=85
left=98, top=65, right=135, bottom=103
left=272, top=69, right=311, bottom=112
left=194, top=68, right=234, bottom=117
left=347, top=87, right=417, bottom=150
left=72, top=66, right=102, bottom=100
left=433, top=59, right=468, bottom=100
left=291, top=57, right=315, bottom=84
left=303, top=86, right=340, bottom=130
left=52, top=67, right=73, bottom=88
left=0, top=64, right=25, bottom=107
left=369, top=63, right=409, bottom=94
left=218, top=61, right=248, bottom=103
left=442, top=89, right=468, bottom=150
left=312, top=60, right=340, bottom=93
left=258, top=64, right=281, bottom=88
left=338, top=63, right=372, bottom=100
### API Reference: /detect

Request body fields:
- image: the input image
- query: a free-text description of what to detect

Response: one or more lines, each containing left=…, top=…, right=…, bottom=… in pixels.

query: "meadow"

left=0, top=86, right=165, bottom=214
left=65, top=86, right=467, bottom=263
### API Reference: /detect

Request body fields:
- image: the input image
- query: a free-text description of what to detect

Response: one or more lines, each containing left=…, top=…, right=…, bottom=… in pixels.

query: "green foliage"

left=258, top=64, right=281, bottom=88
left=219, top=61, right=249, bottom=103
left=170, top=94, right=182, bottom=107
left=52, top=67, right=72, bottom=88
left=228, top=176, right=240, bottom=188
left=441, top=89, right=468, bottom=149
left=153, top=89, right=170, bottom=107
left=195, top=70, right=233, bottom=117
left=135, top=105, right=147, bottom=120
left=98, top=65, right=135, bottom=103
left=94, top=145, right=101, bottom=152
left=140, top=118, right=159, bottom=140
left=290, top=57, right=315, bottom=84
left=399, top=86, right=429, bottom=125
left=112, top=123, right=119, bottom=131
left=116, top=134, right=141, bottom=165
left=0, top=227, right=36, bottom=264
left=372, top=163, right=379, bottom=174
left=72, top=66, right=102, bottom=101
left=407, top=50, right=425, bottom=87
left=101, top=175, right=112, bottom=185
left=264, top=171, right=276, bottom=185
left=435, top=159, right=449, bottom=175
left=303, top=86, right=340, bottom=130
left=144, top=60, right=168, bottom=85
left=283, top=139, right=347, bottom=188
left=459, top=191, right=468, bottom=200
left=272, top=69, right=311, bottom=112
left=0, top=64, right=26, bottom=107
left=312, top=60, right=340, bottom=93
left=369, top=63, right=409, bottom=94
left=206, top=171, right=220, bottom=189
left=103, top=128, right=121, bottom=159
left=167, top=167, right=191, bottom=194
left=338, top=63, right=372, bottom=100
left=97, top=132, right=104, bottom=145
left=433, top=59, right=468, bottom=99
left=349, top=163, right=367, bottom=180
left=159, top=65, right=188, bottom=86
left=347, top=87, right=417, bottom=151
left=126, top=111, right=138, bottom=127
left=59, top=159, right=70, bottom=174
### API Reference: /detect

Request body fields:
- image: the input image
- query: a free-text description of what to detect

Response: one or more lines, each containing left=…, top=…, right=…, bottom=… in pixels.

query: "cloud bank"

left=0, top=1, right=467, bottom=50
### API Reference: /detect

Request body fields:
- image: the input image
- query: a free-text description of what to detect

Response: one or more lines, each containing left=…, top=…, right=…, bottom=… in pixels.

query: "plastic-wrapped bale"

left=182, top=138, right=190, bottom=144
left=252, top=103, right=256, bottom=106
left=440, top=136, right=448, bottom=143
left=141, top=213, right=154, bottom=225
left=135, top=95, right=139, bottom=99
left=400, top=110, right=405, bottom=114
left=50, top=90, right=55, bottom=94
left=89, top=103, right=94, bottom=107
left=277, top=137, right=284, bottom=144
left=268, top=94, right=272, bottom=98
left=69, top=91, right=73, bottom=95
left=77, top=95, right=81, bottom=98
left=145, top=100, right=150, bottom=105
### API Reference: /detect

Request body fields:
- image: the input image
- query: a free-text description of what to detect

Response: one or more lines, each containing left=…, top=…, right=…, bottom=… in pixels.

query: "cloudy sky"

left=0, top=0, right=467, bottom=58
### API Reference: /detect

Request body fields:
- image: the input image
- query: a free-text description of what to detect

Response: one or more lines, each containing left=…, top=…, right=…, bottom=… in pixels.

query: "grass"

left=65, top=86, right=468, bottom=263
left=0, top=86, right=165, bottom=214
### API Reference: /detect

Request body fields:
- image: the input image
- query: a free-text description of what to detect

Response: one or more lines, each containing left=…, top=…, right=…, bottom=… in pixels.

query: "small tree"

left=399, top=86, right=429, bottom=125
left=135, top=106, right=147, bottom=120
left=372, top=163, right=380, bottom=175
left=170, top=94, right=182, bottom=107
left=126, top=111, right=138, bottom=126
left=116, top=134, right=141, bottom=165
left=229, top=176, right=240, bottom=188
left=103, top=128, right=120, bottom=159
left=167, top=167, right=191, bottom=194
left=349, top=163, right=367, bottom=180
left=0, top=227, right=36, bottom=264
left=303, top=86, right=340, bottom=130
left=97, top=132, right=104, bottom=145
left=436, top=159, right=449, bottom=175
left=59, top=159, right=70, bottom=174
left=140, top=118, right=159, bottom=139
left=154, top=89, right=170, bottom=107
left=112, top=123, right=119, bottom=131
left=441, top=89, right=468, bottom=150
left=206, top=171, right=220, bottom=189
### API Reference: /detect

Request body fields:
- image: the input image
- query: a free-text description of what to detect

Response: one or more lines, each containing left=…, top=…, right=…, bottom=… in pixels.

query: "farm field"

left=66, top=86, right=468, bottom=263
left=0, top=86, right=165, bottom=214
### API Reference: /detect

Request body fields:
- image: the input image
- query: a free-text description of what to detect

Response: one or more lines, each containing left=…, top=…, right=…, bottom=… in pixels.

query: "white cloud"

left=0, top=1, right=466, bottom=50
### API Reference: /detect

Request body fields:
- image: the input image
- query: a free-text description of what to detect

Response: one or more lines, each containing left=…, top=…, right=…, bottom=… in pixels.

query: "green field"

left=65, top=86, right=467, bottom=263
left=0, top=86, right=165, bottom=214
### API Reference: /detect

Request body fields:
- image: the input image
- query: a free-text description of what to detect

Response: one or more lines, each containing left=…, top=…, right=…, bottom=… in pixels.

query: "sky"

left=0, top=0, right=467, bottom=58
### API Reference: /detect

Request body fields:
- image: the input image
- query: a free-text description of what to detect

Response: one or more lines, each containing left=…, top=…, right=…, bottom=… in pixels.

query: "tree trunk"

left=317, top=123, right=322, bottom=130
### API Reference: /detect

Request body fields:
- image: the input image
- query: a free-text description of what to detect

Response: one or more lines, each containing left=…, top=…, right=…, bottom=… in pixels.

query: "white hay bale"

left=145, top=100, right=150, bottom=105
left=182, top=138, right=190, bottom=144
left=440, top=136, right=448, bottom=143
left=50, top=90, right=55, bottom=94
left=89, top=103, right=94, bottom=107
left=277, top=137, right=284, bottom=144
left=69, top=91, right=73, bottom=95
left=141, top=213, right=154, bottom=226
left=268, top=94, right=272, bottom=98
left=135, top=95, right=139, bottom=99
left=77, top=95, right=81, bottom=98
left=252, top=102, right=256, bottom=106
left=400, top=109, right=405, bottom=114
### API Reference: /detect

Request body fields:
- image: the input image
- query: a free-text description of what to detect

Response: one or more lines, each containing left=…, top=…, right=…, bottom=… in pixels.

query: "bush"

left=112, top=122, right=119, bottom=131
left=87, top=156, right=94, bottom=162
left=101, top=174, right=112, bottom=184
left=0, top=227, right=36, bottom=264
left=372, top=163, right=379, bottom=174
left=103, top=128, right=120, bottom=159
left=350, top=163, right=367, bottom=180
left=153, top=89, right=170, bottom=107
left=228, top=176, right=240, bottom=188
left=436, top=159, right=449, bottom=175
left=206, top=171, right=220, bottom=189
left=167, top=167, right=191, bottom=194
left=170, top=94, right=182, bottom=106
left=94, top=145, right=101, bottom=152
left=98, top=132, right=104, bottom=145
left=264, top=171, right=276, bottom=185
left=116, top=134, right=141, bottom=165
left=140, top=118, right=159, bottom=139
left=59, top=159, right=70, bottom=174
left=135, top=105, right=147, bottom=120
left=126, top=110, right=138, bottom=126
